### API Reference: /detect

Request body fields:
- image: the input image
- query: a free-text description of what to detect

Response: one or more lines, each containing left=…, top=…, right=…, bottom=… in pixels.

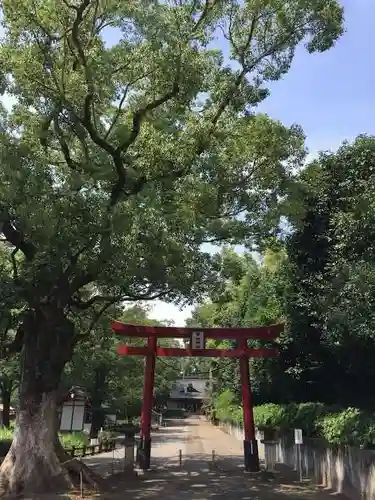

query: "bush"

left=293, top=402, right=328, bottom=436
left=254, top=403, right=297, bottom=430
left=0, top=428, right=90, bottom=456
left=213, top=392, right=375, bottom=449
left=0, top=428, right=13, bottom=457
left=214, top=390, right=241, bottom=422
left=99, top=430, right=117, bottom=443
left=59, top=432, right=89, bottom=449
left=0, top=427, right=13, bottom=442
left=318, top=408, right=375, bottom=448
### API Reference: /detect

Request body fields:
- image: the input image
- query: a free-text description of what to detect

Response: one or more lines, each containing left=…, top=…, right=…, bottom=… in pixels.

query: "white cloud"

left=149, top=300, right=194, bottom=326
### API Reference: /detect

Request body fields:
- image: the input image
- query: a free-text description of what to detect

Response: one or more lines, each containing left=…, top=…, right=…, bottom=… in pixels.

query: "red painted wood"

left=140, top=336, right=157, bottom=442
left=112, top=321, right=283, bottom=340
left=239, top=340, right=255, bottom=441
left=117, top=345, right=279, bottom=358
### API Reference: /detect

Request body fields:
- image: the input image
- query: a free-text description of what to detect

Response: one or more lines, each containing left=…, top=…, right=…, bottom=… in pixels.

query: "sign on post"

left=294, top=428, right=303, bottom=481
left=191, top=331, right=205, bottom=350
left=294, top=428, right=303, bottom=445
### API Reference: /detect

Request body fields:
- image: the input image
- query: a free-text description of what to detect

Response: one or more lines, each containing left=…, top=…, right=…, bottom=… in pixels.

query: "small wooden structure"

left=168, top=377, right=209, bottom=413
left=59, top=386, right=89, bottom=432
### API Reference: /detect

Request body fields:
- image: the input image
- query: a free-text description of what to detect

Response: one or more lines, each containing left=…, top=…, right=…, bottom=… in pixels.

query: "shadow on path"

left=95, top=467, right=347, bottom=500
left=78, top=418, right=347, bottom=500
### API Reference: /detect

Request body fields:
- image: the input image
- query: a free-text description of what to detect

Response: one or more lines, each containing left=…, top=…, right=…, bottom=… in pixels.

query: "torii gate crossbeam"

left=112, top=321, right=283, bottom=472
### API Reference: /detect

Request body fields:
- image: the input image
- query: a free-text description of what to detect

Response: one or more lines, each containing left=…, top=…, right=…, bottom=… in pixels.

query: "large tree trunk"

left=0, top=392, right=72, bottom=495
left=0, top=308, right=81, bottom=497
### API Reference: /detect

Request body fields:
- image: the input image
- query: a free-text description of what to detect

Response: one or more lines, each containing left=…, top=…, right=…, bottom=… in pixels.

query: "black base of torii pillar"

left=239, top=339, right=260, bottom=472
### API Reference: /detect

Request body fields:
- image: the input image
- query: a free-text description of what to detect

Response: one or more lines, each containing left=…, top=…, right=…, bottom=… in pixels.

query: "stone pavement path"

left=76, top=416, right=347, bottom=500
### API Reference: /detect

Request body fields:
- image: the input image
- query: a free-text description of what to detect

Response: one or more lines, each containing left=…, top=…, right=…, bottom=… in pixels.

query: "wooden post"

left=239, top=339, right=259, bottom=472
left=139, top=335, right=157, bottom=470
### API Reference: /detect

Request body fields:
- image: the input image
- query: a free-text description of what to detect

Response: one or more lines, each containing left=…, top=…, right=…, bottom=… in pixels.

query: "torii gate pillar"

left=138, top=336, right=157, bottom=470
left=239, top=340, right=259, bottom=472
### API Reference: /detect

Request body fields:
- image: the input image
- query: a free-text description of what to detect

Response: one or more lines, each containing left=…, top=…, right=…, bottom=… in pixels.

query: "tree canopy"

left=0, top=0, right=343, bottom=313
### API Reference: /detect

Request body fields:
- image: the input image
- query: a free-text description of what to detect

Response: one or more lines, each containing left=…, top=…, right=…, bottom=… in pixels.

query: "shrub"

left=0, top=427, right=13, bottom=457
left=253, top=403, right=297, bottom=430
left=318, top=408, right=375, bottom=448
left=0, top=428, right=90, bottom=456
left=214, top=389, right=240, bottom=422
left=163, top=408, right=186, bottom=419
left=99, top=430, right=117, bottom=443
left=294, top=402, right=328, bottom=436
left=0, top=427, right=14, bottom=442
left=212, top=392, right=375, bottom=449
left=59, top=432, right=89, bottom=449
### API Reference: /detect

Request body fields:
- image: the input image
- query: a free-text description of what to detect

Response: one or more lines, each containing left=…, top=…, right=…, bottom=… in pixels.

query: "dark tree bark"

left=1, top=388, right=11, bottom=429
left=90, top=407, right=105, bottom=439
left=0, top=308, right=77, bottom=497
left=89, top=367, right=106, bottom=439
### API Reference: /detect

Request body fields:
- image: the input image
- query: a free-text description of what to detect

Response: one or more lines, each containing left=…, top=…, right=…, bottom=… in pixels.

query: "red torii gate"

left=112, top=321, right=283, bottom=472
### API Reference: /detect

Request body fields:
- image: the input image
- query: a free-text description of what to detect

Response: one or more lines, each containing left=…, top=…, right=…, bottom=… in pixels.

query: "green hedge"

left=213, top=390, right=375, bottom=449
left=0, top=427, right=89, bottom=450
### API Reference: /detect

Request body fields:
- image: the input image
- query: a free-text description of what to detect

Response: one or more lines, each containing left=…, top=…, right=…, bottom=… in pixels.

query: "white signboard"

left=191, top=331, right=205, bottom=350
left=294, top=428, right=303, bottom=445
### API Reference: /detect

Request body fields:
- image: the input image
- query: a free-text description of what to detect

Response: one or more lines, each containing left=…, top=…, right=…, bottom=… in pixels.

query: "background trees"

left=191, top=135, right=375, bottom=413
left=63, top=304, right=180, bottom=435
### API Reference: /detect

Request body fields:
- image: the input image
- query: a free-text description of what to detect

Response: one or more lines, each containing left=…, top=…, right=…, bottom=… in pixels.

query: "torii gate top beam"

left=111, top=321, right=283, bottom=340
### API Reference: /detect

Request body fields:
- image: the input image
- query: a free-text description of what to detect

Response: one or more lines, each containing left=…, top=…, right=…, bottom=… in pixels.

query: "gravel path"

left=76, top=417, right=347, bottom=500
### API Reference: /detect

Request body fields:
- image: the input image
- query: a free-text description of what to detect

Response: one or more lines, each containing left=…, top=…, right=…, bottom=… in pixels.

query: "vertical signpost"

left=294, top=428, right=303, bottom=482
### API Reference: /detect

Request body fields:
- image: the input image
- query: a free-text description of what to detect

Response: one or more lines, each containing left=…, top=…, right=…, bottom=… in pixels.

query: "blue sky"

left=257, top=0, right=375, bottom=157
left=156, top=0, right=375, bottom=325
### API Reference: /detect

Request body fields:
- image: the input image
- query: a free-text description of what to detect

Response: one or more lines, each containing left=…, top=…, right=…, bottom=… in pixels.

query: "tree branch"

left=1, top=324, right=24, bottom=358
left=117, top=81, right=180, bottom=154
left=70, top=289, right=173, bottom=310
left=63, top=244, right=93, bottom=279
left=74, top=298, right=118, bottom=342
left=106, top=79, right=180, bottom=207
left=70, top=295, right=118, bottom=310
left=104, top=70, right=156, bottom=141
left=193, top=0, right=218, bottom=32
left=53, top=111, right=82, bottom=171
left=0, top=218, right=36, bottom=261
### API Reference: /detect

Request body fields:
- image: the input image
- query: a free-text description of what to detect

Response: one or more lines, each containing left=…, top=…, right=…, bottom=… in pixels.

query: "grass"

left=0, top=425, right=89, bottom=449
